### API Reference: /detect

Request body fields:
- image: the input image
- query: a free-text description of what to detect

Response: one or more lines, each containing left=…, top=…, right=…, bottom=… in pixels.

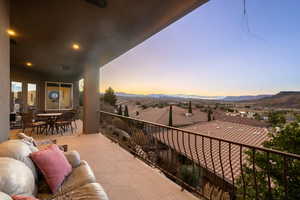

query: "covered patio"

left=0, top=0, right=209, bottom=199
left=1, top=0, right=208, bottom=138
left=10, top=124, right=200, bottom=200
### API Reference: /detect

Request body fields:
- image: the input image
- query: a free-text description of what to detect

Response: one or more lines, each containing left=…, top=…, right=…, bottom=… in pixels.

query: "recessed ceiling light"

left=72, top=43, right=80, bottom=50
left=7, top=29, right=16, bottom=37
left=26, top=62, right=33, bottom=67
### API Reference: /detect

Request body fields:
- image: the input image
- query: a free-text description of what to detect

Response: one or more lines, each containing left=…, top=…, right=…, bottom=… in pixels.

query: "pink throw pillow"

left=30, top=144, right=72, bottom=193
left=12, top=196, right=39, bottom=200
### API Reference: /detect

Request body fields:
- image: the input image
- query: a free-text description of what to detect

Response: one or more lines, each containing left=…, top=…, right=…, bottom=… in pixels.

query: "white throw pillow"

left=0, top=158, right=35, bottom=196
left=0, top=192, right=13, bottom=200
left=0, top=140, right=38, bottom=180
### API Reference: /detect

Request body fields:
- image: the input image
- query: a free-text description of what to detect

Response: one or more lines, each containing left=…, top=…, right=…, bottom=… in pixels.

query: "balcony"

left=10, top=121, right=201, bottom=200
left=2, top=0, right=300, bottom=199
left=8, top=111, right=300, bottom=199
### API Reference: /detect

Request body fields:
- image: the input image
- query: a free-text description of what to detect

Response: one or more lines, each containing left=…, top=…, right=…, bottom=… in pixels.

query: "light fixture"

left=26, top=62, right=33, bottom=67
left=72, top=43, right=80, bottom=50
left=7, top=29, right=16, bottom=37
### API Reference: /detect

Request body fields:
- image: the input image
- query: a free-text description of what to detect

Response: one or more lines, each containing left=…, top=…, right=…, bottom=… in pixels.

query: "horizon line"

left=97, top=90, right=300, bottom=97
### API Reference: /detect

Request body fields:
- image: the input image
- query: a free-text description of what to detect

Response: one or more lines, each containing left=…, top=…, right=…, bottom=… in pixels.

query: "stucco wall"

left=10, top=67, right=80, bottom=112
left=0, top=0, right=10, bottom=142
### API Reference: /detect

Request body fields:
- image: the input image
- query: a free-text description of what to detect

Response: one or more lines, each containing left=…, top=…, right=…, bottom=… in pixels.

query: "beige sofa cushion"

left=0, top=140, right=38, bottom=180
left=57, top=160, right=96, bottom=195
left=52, top=183, right=109, bottom=200
left=0, top=192, right=13, bottom=200
left=37, top=160, right=97, bottom=199
left=0, top=158, right=36, bottom=196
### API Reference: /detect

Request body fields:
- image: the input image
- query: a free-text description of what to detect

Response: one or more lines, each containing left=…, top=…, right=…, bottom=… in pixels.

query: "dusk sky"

left=100, top=0, right=300, bottom=96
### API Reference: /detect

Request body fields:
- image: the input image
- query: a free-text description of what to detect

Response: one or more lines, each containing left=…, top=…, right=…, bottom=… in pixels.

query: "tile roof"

left=134, top=106, right=207, bottom=126
left=154, top=120, right=269, bottom=182
left=214, top=111, right=269, bottom=127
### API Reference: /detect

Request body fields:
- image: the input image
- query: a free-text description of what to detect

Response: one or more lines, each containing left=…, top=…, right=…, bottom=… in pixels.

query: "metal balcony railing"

left=99, top=111, right=300, bottom=200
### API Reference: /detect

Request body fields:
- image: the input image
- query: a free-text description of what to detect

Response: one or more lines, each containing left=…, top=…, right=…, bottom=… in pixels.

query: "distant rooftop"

left=185, top=120, right=269, bottom=146
left=155, top=120, right=269, bottom=181
left=134, top=105, right=207, bottom=127
left=214, top=111, right=269, bottom=127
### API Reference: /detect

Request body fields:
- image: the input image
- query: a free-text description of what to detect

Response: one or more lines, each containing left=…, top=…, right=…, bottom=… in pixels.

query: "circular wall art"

left=49, top=91, right=59, bottom=102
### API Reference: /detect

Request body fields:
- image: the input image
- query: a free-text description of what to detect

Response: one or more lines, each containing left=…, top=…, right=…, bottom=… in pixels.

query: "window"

left=27, top=83, right=37, bottom=107
left=45, top=82, right=73, bottom=110
left=11, top=81, right=23, bottom=113
left=59, top=84, right=73, bottom=109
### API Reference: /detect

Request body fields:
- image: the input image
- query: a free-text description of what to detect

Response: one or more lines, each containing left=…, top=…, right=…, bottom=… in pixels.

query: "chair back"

left=22, top=113, right=34, bottom=128
left=10, top=113, right=16, bottom=122
left=61, top=112, right=75, bottom=121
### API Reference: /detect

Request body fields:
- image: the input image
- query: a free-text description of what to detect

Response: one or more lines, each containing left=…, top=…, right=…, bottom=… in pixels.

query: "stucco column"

left=83, top=64, right=100, bottom=134
left=22, top=82, right=28, bottom=113
left=0, top=0, right=10, bottom=142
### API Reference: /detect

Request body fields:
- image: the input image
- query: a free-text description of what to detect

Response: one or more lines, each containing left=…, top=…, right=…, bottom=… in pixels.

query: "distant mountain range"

left=115, top=92, right=273, bottom=102
left=251, top=91, right=300, bottom=109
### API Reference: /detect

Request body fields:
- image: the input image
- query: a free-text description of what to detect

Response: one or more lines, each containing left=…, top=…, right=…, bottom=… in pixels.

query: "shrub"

left=112, top=118, right=130, bottom=133
left=141, top=105, right=148, bottom=110
left=132, top=129, right=148, bottom=146
left=179, top=165, right=202, bottom=188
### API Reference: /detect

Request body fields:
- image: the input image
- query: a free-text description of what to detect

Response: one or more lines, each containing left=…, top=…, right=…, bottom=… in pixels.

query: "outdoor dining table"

left=36, top=113, right=63, bottom=135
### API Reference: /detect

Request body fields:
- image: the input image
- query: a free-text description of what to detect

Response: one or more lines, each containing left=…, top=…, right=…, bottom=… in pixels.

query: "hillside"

left=252, top=91, right=300, bottom=109
left=223, top=95, right=272, bottom=102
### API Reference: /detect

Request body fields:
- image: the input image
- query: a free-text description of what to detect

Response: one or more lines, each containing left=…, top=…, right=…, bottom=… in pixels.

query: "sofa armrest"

left=16, top=132, right=57, bottom=147
left=64, top=151, right=81, bottom=168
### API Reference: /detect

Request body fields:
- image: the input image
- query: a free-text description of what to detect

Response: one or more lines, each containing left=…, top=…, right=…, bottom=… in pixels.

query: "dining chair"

left=22, top=112, right=47, bottom=135
left=56, top=112, right=74, bottom=135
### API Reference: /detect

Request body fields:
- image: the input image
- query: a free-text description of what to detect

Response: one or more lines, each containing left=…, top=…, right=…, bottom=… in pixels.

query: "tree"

left=254, top=113, right=261, bottom=121
left=118, top=105, right=123, bottom=115
left=268, top=111, right=286, bottom=127
left=124, top=105, right=129, bottom=117
left=208, top=108, right=213, bottom=121
left=188, top=101, right=192, bottom=114
left=169, top=105, right=173, bottom=126
left=295, top=114, right=300, bottom=122
left=103, top=87, right=117, bottom=106
left=236, top=121, right=300, bottom=199
left=215, top=103, right=219, bottom=110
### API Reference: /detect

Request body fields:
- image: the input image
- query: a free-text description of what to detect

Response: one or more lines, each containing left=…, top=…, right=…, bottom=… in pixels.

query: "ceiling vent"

left=85, top=0, right=107, bottom=8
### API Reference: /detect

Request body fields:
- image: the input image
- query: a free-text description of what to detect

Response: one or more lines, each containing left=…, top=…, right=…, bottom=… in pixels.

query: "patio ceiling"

left=10, top=0, right=208, bottom=79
